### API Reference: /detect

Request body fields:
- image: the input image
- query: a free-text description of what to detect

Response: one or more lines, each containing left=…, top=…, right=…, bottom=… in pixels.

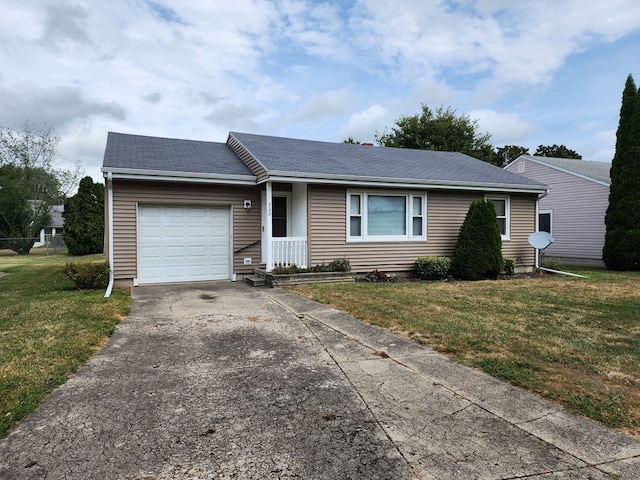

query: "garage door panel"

left=138, top=205, right=230, bottom=283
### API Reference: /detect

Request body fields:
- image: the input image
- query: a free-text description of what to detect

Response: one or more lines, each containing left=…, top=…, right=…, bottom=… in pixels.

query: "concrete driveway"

left=1, top=282, right=639, bottom=479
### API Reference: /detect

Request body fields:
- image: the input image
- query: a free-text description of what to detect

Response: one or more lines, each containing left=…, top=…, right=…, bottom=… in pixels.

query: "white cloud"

left=339, top=104, right=391, bottom=143
left=38, top=3, right=91, bottom=51
left=469, top=109, right=536, bottom=146
left=294, top=89, right=352, bottom=121
left=0, top=82, right=126, bottom=131
left=143, top=92, right=162, bottom=104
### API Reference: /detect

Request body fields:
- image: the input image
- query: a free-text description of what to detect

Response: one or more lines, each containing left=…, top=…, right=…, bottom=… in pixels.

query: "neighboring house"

left=504, top=155, right=611, bottom=267
left=33, top=205, right=64, bottom=248
left=101, top=132, right=548, bottom=287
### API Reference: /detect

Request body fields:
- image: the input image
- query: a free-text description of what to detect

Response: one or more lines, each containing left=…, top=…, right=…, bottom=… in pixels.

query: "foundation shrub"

left=414, top=256, right=451, bottom=280
left=502, top=258, right=516, bottom=276
left=62, top=261, right=110, bottom=290
left=451, top=199, right=504, bottom=280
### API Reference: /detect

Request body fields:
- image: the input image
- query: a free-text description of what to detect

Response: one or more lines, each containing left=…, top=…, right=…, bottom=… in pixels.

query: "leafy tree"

left=63, top=176, right=105, bottom=256
left=0, top=122, right=80, bottom=254
left=496, top=145, right=530, bottom=166
left=343, top=136, right=361, bottom=144
left=534, top=144, right=582, bottom=159
left=451, top=199, right=504, bottom=280
left=603, top=74, right=640, bottom=270
left=376, top=105, right=500, bottom=165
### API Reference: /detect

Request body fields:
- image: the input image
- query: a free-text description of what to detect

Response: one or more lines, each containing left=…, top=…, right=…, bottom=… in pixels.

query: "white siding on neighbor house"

left=506, top=158, right=609, bottom=261
left=308, top=185, right=537, bottom=272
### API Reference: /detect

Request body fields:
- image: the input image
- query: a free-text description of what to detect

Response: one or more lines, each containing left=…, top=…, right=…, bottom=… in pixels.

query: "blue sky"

left=1, top=0, right=639, bottom=183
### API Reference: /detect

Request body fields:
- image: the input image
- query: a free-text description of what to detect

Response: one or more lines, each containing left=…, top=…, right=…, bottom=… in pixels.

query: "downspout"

left=535, top=195, right=540, bottom=269
left=104, top=171, right=115, bottom=298
left=534, top=190, right=550, bottom=270
left=533, top=189, right=586, bottom=278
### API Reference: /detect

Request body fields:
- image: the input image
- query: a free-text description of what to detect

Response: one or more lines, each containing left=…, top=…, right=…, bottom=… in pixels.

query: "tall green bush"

left=63, top=177, right=104, bottom=256
left=451, top=199, right=503, bottom=280
left=603, top=74, right=640, bottom=270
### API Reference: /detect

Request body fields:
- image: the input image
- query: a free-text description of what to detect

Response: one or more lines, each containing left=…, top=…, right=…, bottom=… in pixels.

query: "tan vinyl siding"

left=502, top=194, right=536, bottom=266
left=506, top=158, right=609, bottom=260
left=308, top=185, right=537, bottom=272
left=227, top=135, right=268, bottom=182
left=111, top=180, right=262, bottom=281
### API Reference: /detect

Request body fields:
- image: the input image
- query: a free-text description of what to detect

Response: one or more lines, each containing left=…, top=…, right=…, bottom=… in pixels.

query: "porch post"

left=265, top=181, right=273, bottom=271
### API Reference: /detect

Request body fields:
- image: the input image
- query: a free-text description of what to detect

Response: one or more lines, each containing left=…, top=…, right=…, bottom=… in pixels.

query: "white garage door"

left=138, top=205, right=231, bottom=284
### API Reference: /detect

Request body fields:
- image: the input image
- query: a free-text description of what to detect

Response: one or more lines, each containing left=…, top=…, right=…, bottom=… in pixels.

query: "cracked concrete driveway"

left=1, top=282, right=639, bottom=479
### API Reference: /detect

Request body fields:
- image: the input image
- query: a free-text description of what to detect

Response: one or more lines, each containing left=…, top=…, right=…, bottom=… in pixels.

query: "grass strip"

left=288, top=267, right=640, bottom=438
left=0, top=249, right=131, bottom=438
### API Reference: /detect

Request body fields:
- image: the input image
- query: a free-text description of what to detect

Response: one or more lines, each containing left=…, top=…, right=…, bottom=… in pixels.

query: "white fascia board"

left=262, top=173, right=548, bottom=195
left=101, top=168, right=257, bottom=186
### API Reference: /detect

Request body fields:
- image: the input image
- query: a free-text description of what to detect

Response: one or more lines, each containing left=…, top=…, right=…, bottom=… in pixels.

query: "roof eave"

left=260, top=171, right=548, bottom=194
left=101, top=167, right=257, bottom=185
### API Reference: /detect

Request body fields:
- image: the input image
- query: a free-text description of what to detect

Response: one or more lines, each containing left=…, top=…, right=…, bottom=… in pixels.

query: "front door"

left=272, top=196, right=287, bottom=237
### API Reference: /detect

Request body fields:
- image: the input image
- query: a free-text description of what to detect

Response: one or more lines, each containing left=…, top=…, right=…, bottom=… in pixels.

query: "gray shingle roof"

left=102, top=132, right=254, bottom=177
left=230, top=132, right=546, bottom=189
left=519, top=155, right=611, bottom=185
left=101, top=131, right=547, bottom=192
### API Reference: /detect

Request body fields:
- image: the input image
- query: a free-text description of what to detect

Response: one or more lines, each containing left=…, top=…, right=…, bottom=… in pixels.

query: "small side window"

left=411, top=196, right=424, bottom=237
left=485, top=195, right=510, bottom=240
left=349, top=194, right=362, bottom=237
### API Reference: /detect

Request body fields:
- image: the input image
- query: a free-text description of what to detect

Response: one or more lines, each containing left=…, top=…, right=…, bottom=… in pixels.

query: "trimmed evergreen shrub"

left=451, top=199, right=504, bottom=280
left=502, top=258, right=516, bottom=276
left=414, top=256, right=451, bottom=279
left=63, top=261, right=111, bottom=290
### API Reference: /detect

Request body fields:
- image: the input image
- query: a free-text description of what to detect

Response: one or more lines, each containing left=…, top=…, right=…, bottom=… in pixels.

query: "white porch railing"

left=272, top=237, right=307, bottom=269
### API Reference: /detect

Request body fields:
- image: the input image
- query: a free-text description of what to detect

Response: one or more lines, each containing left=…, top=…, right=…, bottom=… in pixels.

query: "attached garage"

left=137, top=205, right=231, bottom=284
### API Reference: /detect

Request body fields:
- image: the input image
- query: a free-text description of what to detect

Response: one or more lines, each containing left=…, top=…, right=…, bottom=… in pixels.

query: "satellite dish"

left=528, top=231, right=554, bottom=250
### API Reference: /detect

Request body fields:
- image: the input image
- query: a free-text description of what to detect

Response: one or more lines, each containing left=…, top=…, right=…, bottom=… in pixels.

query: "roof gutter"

left=101, top=168, right=256, bottom=185
left=261, top=173, right=548, bottom=195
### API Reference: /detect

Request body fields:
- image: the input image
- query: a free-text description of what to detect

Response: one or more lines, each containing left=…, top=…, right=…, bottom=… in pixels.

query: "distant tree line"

left=345, top=104, right=582, bottom=166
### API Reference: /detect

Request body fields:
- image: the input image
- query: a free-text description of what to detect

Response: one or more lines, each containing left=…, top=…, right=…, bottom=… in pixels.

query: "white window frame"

left=538, top=209, right=553, bottom=235
left=485, top=195, right=510, bottom=240
left=347, top=191, right=427, bottom=242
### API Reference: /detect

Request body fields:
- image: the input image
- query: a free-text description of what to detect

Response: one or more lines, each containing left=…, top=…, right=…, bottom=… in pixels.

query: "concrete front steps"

left=244, top=268, right=355, bottom=287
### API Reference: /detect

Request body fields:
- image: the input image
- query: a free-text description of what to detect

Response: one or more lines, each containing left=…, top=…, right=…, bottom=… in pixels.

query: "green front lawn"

left=289, top=267, right=640, bottom=439
left=0, top=248, right=131, bottom=438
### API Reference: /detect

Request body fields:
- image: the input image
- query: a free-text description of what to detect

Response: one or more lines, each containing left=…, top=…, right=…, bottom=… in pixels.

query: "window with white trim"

left=485, top=195, right=510, bottom=240
left=347, top=192, right=426, bottom=241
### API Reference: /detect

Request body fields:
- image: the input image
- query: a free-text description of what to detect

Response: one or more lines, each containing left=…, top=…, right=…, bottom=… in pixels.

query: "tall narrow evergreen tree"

left=603, top=74, right=640, bottom=270
left=63, top=177, right=105, bottom=256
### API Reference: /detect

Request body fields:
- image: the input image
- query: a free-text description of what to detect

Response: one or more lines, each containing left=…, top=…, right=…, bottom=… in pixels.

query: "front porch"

left=272, top=237, right=307, bottom=268
left=261, top=181, right=309, bottom=271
